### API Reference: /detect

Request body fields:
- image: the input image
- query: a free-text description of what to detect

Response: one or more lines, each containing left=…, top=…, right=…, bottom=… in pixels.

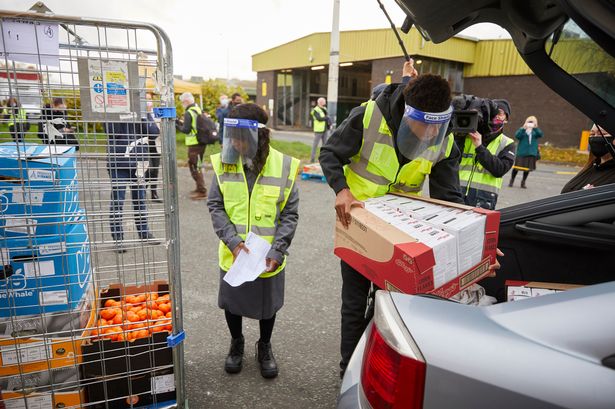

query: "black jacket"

left=319, top=83, right=464, bottom=204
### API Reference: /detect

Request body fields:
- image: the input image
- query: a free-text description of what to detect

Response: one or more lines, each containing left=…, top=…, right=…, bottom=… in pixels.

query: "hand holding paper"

left=224, top=232, right=272, bottom=287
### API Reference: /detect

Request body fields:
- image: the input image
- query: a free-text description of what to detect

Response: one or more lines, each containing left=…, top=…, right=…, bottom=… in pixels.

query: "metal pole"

left=327, top=0, right=340, bottom=128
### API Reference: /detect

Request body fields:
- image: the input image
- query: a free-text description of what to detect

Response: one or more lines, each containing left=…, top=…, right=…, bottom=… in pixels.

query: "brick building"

left=252, top=28, right=594, bottom=147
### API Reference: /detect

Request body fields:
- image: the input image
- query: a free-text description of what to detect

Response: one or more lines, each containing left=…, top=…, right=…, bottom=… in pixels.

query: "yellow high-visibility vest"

left=211, top=148, right=300, bottom=277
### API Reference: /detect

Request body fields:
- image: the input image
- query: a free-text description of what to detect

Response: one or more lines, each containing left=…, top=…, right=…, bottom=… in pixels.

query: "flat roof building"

left=252, top=27, right=591, bottom=147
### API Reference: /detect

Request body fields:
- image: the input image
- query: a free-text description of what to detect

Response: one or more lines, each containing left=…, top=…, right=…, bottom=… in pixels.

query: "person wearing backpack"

left=176, top=92, right=208, bottom=200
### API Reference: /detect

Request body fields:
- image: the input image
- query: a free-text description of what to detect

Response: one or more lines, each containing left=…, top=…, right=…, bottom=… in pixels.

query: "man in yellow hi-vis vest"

left=456, top=97, right=516, bottom=210
left=7, top=98, right=30, bottom=143
left=207, top=103, right=299, bottom=379
left=176, top=92, right=207, bottom=200
left=320, top=68, right=467, bottom=377
left=310, top=97, right=331, bottom=162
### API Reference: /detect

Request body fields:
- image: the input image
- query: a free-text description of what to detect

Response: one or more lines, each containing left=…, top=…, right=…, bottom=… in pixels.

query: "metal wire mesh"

left=0, top=8, right=183, bottom=409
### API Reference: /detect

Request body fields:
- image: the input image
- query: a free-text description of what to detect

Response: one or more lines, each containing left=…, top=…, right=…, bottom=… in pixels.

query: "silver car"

left=338, top=284, right=615, bottom=409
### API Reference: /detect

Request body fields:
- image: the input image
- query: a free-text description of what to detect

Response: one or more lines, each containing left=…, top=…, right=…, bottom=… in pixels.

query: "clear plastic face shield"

left=397, top=105, right=453, bottom=160
left=222, top=118, right=263, bottom=165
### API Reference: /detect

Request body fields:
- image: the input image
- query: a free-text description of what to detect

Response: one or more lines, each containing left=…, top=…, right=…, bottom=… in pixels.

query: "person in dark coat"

left=509, top=115, right=543, bottom=188
left=106, top=114, right=161, bottom=252
left=561, top=124, right=615, bottom=193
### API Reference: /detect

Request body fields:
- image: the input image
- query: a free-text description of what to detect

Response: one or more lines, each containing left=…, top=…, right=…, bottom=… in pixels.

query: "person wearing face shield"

left=320, top=72, right=471, bottom=377
left=207, top=103, right=300, bottom=379
left=509, top=115, right=543, bottom=188
left=458, top=98, right=515, bottom=210
left=561, top=124, right=615, bottom=193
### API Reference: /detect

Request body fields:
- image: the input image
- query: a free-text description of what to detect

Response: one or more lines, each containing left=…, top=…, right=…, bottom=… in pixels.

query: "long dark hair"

left=227, top=103, right=270, bottom=174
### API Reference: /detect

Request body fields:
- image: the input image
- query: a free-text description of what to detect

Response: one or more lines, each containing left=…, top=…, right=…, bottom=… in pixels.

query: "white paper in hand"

left=224, top=232, right=272, bottom=287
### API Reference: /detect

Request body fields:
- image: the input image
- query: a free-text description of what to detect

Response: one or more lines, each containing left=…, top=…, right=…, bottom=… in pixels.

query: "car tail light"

left=360, top=291, right=426, bottom=409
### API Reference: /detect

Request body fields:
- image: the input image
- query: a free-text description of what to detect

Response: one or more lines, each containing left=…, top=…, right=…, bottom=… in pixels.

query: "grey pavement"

left=270, top=130, right=315, bottom=144
left=179, top=160, right=580, bottom=408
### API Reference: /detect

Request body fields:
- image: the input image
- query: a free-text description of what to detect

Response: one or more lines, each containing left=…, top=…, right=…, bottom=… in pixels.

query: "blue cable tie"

left=153, top=107, right=177, bottom=119
left=167, top=330, right=186, bottom=347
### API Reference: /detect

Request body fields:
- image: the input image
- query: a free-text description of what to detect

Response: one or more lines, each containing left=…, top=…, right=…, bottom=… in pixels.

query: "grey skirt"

left=514, top=155, right=538, bottom=171
left=218, top=269, right=285, bottom=320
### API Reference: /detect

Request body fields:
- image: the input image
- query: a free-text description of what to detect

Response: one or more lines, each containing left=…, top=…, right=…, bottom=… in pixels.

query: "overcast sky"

left=3, top=0, right=510, bottom=80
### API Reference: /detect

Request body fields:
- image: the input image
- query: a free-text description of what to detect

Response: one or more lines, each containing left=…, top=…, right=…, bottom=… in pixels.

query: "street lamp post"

left=327, top=0, right=340, bottom=129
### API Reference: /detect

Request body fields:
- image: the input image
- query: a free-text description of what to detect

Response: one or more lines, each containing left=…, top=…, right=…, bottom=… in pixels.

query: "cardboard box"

left=0, top=284, right=95, bottom=376
left=335, top=194, right=499, bottom=298
left=506, top=281, right=583, bottom=302
left=0, top=282, right=93, bottom=337
left=0, top=218, right=92, bottom=317
left=85, top=368, right=176, bottom=409
left=0, top=143, right=81, bottom=238
left=0, top=366, right=84, bottom=408
left=80, top=282, right=173, bottom=379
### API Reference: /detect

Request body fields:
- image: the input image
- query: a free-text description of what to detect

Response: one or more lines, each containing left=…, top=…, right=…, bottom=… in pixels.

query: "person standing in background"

left=176, top=92, right=207, bottom=200
left=509, top=115, right=543, bottom=188
left=143, top=93, right=162, bottom=202
left=7, top=98, right=29, bottom=143
left=310, top=97, right=330, bottom=163
left=216, top=94, right=230, bottom=145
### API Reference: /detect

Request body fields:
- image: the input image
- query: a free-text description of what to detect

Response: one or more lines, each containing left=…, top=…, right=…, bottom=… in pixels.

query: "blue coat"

left=514, top=127, right=543, bottom=157
left=106, top=113, right=160, bottom=170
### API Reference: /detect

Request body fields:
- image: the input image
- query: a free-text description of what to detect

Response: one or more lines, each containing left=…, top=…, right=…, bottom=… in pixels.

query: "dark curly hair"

left=403, top=74, right=451, bottom=112
left=227, top=103, right=270, bottom=174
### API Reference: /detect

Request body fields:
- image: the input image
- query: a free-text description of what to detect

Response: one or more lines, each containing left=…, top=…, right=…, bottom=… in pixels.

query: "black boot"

left=508, top=179, right=514, bottom=187
left=256, top=341, right=278, bottom=379
left=225, top=336, right=244, bottom=374
left=151, top=190, right=162, bottom=203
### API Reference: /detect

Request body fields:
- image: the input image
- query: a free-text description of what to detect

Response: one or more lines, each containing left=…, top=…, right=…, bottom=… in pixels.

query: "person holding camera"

left=457, top=99, right=515, bottom=209
left=509, top=115, right=543, bottom=188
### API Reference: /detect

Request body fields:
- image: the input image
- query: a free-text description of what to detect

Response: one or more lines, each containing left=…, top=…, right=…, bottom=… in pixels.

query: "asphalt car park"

left=179, top=162, right=583, bottom=408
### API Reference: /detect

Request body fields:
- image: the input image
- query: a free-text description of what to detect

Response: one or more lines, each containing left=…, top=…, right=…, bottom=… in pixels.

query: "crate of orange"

left=80, top=281, right=174, bottom=379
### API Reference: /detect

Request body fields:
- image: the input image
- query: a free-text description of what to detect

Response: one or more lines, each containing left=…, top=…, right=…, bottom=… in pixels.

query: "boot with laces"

left=224, top=335, right=244, bottom=374
left=256, top=341, right=278, bottom=379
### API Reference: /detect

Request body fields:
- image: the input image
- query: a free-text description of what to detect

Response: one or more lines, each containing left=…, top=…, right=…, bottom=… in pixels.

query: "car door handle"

left=515, top=221, right=615, bottom=248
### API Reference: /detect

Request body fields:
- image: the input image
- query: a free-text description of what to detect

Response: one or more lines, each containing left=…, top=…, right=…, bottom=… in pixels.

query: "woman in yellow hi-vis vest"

left=207, top=103, right=300, bottom=379
left=7, top=98, right=30, bottom=143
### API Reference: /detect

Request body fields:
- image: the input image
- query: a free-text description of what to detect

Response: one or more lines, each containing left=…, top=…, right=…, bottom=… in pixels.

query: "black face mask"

left=589, top=136, right=615, bottom=158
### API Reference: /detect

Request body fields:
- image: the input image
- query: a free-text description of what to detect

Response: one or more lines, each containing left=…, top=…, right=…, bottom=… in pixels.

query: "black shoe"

left=140, top=233, right=161, bottom=245
left=508, top=181, right=514, bottom=187
left=114, top=243, right=126, bottom=254
left=151, top=191, right=162, bottom=203
left=225, top=336, right=244, bottom=374
left=521, top=182, right=527, bottom=189
left=256, top=341, right=278, bottom=379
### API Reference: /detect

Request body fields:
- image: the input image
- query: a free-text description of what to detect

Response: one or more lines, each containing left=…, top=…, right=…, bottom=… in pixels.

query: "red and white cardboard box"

left=506, top=280, right=583, bottom=302
left=334, top=194, right=500, bottom=298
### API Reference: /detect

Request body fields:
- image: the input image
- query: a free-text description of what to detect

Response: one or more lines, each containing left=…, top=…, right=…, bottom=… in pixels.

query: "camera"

left=450, top=110, right=478, bottom=133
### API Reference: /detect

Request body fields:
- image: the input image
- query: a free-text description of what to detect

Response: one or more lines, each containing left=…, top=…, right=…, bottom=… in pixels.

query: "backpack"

left=189, top=108, right=218, bottom=145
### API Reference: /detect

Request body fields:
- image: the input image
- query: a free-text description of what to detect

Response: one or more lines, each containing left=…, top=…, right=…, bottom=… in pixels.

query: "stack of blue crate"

left=0, top=143, right=92, bottom=318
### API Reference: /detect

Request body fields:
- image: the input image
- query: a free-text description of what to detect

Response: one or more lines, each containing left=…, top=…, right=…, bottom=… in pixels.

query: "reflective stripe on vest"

left=185, top=105, right=202, bottom=146
left=211, top=147, right=300, bottom=277
left=459, top=133, right=514, bottom=194
left=344, top=99, right=454, bottom=201
left=8, top=108, right=27, bottom=127
left=311, top=106, right=327, bottom=132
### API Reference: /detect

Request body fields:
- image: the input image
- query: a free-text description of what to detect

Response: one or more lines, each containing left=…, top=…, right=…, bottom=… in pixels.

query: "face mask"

left=220, top=98, right=229, bottom=107
left=490, top=118, right=504, bottom=133
left=588, top=136, right=615, bottom=158
left=525, top=122, right=535, bottom=129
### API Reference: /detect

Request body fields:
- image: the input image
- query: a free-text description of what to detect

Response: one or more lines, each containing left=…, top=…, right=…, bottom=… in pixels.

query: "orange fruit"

left=158, top=303, right=171, bottom=314
left=135, top=329, right=149, bottom=339
left=104, top=299, right=117, bottom=308
left=126, top=311, right=139, bottom=322
left=100, top=308, right=117, bottom=320
left=112, top=311, right=124, bottom=325
left=165, top=312, right=172, bottom=319
left=135, top=294, right=147, bottom=303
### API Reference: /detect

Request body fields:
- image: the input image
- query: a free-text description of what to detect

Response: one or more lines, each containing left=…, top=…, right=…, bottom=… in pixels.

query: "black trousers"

left=340, top=260, right=378, bottom=372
